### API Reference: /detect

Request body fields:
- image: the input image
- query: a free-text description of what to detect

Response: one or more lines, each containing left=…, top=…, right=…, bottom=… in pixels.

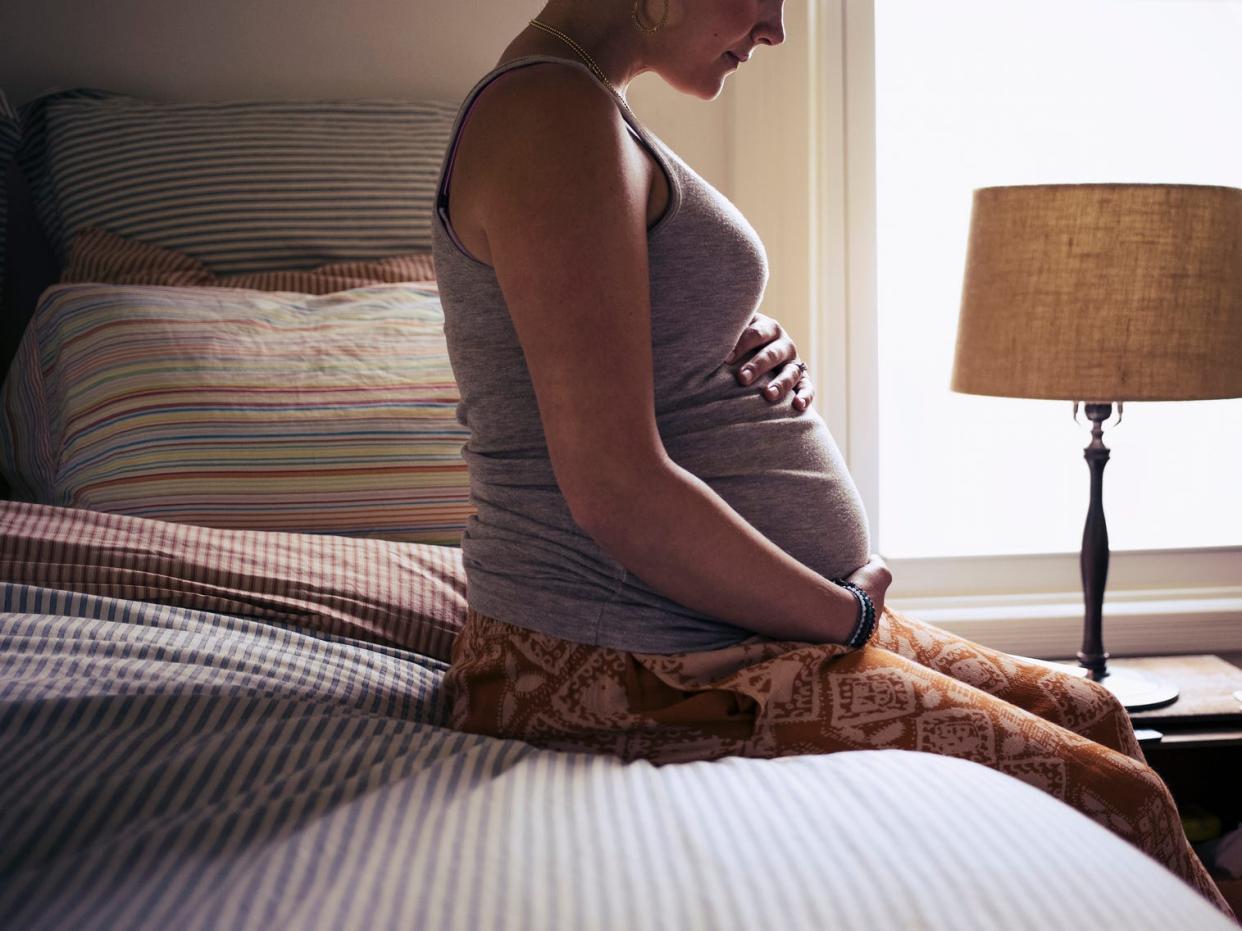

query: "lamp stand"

left=1075, top=402, right=1179, bottom=712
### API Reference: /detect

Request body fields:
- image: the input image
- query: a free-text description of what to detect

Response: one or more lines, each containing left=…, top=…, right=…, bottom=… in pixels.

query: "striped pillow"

left=0, top=282, right=474, bottom=544
left=63, top=227, right=437, bottom=293
left=39, top=95, right=459, bottom=272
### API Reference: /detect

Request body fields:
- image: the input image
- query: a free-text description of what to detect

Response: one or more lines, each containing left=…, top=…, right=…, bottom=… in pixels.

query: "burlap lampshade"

left=951, top=183, right=1242, bottom=401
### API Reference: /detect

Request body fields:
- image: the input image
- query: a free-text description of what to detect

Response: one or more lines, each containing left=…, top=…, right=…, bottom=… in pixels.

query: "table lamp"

left=950, top=183, right=1242, bottom=710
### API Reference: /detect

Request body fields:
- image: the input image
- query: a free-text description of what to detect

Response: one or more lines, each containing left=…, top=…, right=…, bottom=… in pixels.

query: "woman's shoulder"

left=445, top=56, right=653, bottom=267
left=467, top=57, right=627, bottom=145
left=455, top=58, right=642, bottom=206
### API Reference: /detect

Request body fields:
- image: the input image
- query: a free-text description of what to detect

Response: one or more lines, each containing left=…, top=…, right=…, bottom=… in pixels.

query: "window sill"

left=889, top=585, right=1242, bottom=660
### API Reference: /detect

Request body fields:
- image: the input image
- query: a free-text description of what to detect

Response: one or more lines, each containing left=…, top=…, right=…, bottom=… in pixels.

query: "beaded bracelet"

left=831, top=579, right=876, bottom=649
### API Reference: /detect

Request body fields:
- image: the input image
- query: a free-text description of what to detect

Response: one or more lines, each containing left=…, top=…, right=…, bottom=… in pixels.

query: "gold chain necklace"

left=527, top=18, right=636, bottom=121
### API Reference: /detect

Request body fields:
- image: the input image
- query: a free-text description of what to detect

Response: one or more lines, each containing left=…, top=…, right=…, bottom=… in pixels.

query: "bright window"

left=874, top=0, right=1242, bottom=559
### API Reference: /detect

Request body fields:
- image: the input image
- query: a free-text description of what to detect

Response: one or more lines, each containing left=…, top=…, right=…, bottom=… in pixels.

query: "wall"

left=0, top=0, right=730, bottom=196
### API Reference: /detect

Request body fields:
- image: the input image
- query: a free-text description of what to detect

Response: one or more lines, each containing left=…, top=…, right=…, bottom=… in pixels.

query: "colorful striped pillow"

left=0, top=282, right=474, bottom=544
left=63, top=227, right=437, bottom=293
left=38, top=95, right=460, bottom=272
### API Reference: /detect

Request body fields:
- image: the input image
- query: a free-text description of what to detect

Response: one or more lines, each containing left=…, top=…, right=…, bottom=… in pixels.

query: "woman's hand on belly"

left=724, top=312, right=815, bottom=412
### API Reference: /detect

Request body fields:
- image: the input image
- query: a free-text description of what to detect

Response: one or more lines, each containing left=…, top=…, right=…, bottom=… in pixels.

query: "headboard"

left=1, top=160, right=58, bottom=386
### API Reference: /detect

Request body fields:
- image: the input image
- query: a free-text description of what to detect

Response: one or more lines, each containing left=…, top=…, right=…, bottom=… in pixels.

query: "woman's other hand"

left=844, top=554, right=893, bottom=625
left=725, top=312, right=815, bottom=411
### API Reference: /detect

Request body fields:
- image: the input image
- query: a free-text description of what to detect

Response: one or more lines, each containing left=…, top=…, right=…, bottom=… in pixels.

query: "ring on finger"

left=782, top=361, right=806, bottom=386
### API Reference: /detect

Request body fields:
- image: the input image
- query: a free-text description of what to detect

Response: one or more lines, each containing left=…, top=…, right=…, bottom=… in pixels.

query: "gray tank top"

left=431, top=54, right=871, bottom=653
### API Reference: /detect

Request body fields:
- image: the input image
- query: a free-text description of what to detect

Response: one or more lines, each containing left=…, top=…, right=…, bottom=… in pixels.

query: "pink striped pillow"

left=62, top=227, right=437, bottom=293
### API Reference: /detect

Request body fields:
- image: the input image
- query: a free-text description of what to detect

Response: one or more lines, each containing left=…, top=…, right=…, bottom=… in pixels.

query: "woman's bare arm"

left=470, top=66, right=868, bottom=644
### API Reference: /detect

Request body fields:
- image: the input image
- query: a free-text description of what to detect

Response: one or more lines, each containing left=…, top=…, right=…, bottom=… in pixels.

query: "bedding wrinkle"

left=432, top=55, right=870, bottom=653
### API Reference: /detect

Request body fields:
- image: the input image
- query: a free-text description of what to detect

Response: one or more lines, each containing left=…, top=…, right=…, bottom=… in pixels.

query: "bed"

left=0, top=88, right=1233, bottom=931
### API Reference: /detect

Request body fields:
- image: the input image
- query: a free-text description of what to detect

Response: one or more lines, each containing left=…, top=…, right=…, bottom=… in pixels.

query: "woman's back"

left=432, top=55, right=870, bottom=653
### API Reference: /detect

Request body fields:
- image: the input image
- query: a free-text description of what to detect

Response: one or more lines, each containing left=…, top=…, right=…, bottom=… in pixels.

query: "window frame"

left=731, top=0, right=1242, bottom=658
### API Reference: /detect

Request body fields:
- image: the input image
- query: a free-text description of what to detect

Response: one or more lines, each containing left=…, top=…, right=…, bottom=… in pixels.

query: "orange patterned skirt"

left=442, top=604, right=1234, bottom=920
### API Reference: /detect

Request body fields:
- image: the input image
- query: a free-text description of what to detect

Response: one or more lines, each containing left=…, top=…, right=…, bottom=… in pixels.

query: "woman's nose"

left=757, top=2, right=786, bottom=48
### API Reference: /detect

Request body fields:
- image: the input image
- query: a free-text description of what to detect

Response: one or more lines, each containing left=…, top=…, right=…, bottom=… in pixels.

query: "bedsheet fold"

left=0, top=500, right=466, bottom=660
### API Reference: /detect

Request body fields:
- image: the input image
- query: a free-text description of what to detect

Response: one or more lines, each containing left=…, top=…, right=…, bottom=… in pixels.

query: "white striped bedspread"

left=0, top=530, right=1231, bottom=929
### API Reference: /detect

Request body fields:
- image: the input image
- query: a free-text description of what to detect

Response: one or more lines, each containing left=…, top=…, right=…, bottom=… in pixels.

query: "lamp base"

left=1090, top=666, right=1180, bottom=712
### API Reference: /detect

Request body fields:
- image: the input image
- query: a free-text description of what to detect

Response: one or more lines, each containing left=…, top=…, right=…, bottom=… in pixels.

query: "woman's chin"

left=694, top=78, right=730, bottom=102
left=663, top=68, right=732, bottom=100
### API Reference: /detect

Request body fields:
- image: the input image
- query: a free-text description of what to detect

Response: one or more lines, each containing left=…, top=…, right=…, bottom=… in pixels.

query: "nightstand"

left=1109, top=655, right=1242, bottom=832
left=1088, top=653, right=1242, bottom=910
left=1043, top=654, right=1242, bottom=787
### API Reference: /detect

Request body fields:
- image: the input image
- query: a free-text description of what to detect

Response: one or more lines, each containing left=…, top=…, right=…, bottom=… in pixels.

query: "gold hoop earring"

left=632, top=0, right=669, bottom=33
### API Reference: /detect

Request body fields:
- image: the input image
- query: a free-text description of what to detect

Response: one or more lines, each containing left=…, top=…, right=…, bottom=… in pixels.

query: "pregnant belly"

left=660, top=403, right=872, bottom=582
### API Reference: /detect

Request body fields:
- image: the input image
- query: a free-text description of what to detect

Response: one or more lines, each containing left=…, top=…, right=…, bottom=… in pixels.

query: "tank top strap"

left=435, top=54, right=677, bottom=226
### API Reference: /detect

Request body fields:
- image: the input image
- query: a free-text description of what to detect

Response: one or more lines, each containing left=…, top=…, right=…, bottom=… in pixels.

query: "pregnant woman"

left=431, top=1, right=1233, bottom=919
